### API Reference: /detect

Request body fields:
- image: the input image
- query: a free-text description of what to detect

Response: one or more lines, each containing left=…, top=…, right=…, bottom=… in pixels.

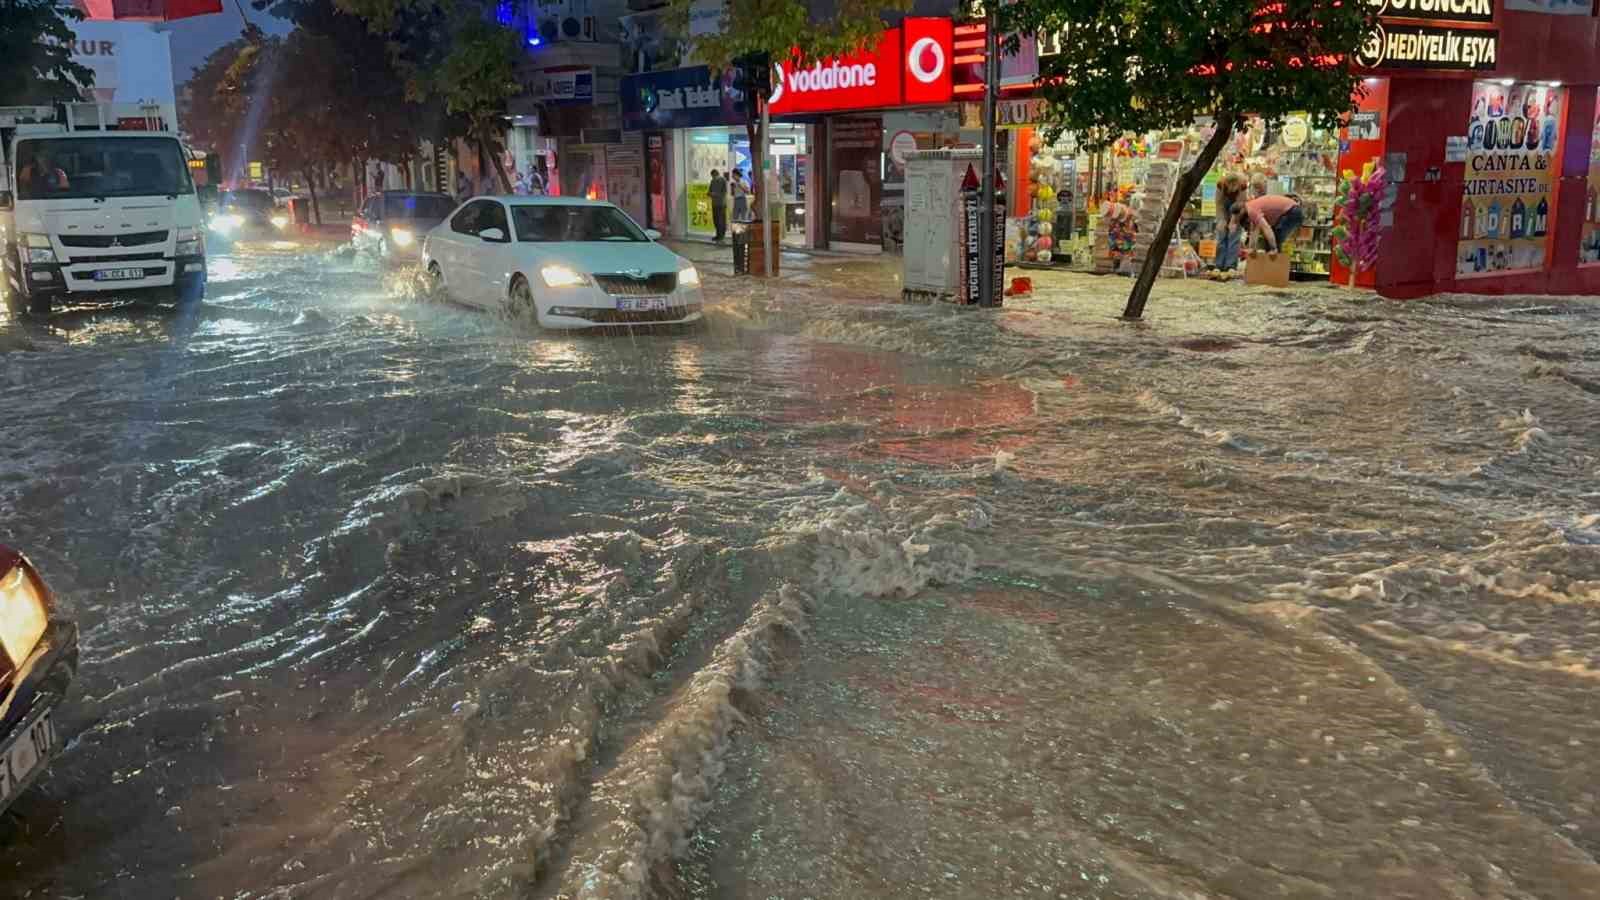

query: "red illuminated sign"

left=903, top=17, right=954, bottom=105
left=767, top=21, right=954, bottom=115
left=769, top=29, right=902, bottom=114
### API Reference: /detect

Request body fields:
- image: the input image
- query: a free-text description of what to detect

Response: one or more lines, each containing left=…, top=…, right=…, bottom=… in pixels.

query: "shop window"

left=1582, top=89, right=1600, bottom=265
left=1459, top=80, right=1563, bottom=277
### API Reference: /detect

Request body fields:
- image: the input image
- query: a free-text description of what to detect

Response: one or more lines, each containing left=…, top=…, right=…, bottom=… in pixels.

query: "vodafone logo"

left=775, top=59, right=879, bottom=96
left=769, top=63, right=784, bottom=104
left=907, top=36, right=945, bottom=84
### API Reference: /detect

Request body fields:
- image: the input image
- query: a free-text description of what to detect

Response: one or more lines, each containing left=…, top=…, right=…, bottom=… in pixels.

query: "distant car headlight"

left=540, top=264, right=588, bottom=288
left=678, top=265, right=701, bottom=287
left=21, top=232, right=55, bottom=264
left=270, top=214, right=290, bottom=230
left=211, top=213, right=244, bottom=234
left=0, top=562, right=48, bottom=667
left=389, top=227, right=415, bottom=247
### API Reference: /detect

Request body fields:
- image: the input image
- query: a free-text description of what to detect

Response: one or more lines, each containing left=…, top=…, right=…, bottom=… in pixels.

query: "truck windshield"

left=15, top=136, right=193, bottom=201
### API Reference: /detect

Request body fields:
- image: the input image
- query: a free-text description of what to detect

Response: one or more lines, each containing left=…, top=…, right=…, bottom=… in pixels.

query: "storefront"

left=620, top=18, right=961, bottom=252
left=1347, top=0, right=1600, bottom=298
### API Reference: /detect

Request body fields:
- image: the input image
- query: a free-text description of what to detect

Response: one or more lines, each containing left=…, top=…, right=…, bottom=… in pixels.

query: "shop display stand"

left=1278, top=144, right=1338, bottom=279
left=1133, top=161, right=1179, bottom=275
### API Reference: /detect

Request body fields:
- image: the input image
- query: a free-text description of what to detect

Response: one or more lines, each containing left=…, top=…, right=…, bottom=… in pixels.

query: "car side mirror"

left=644, top=228, right=662, bottom=241
left=479, top=227, right=506, bottom=242
left=0, top=191, right=11, bottom=210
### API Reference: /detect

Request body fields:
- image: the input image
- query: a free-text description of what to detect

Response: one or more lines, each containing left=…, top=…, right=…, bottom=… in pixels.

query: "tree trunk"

left=305, top=168, right=322, bottom=226
left=478, top=129, right=512, bottom=194
left=746, top=116, right=764, bottom=219
left=1121, top=115, right=1237, bottom=320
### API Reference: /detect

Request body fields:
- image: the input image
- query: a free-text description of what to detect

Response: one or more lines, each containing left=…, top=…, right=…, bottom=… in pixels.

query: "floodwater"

left=0, top=240, right=1597, bottom=899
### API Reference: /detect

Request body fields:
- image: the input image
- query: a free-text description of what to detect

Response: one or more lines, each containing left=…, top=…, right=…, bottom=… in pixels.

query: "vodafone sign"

left=767, top=19, right=953, bottom=115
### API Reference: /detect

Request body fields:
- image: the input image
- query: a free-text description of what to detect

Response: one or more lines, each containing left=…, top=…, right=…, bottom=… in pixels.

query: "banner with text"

left=1458, top=81, right=1563, bottom=277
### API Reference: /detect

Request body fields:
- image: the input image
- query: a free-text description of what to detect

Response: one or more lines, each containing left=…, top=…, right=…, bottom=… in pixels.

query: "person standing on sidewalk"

left=708, top=169, right=728, bottom=242
left=730, top=168, right=750, bottom=223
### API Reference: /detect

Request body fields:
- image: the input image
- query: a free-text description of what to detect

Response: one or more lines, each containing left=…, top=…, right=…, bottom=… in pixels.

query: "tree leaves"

left=0, top=0, right=94, bottom=105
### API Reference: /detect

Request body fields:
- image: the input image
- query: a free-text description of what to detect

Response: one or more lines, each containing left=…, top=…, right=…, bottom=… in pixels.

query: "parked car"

left=353, top=191, right=455, bottom=263
left=421, top=196, right=704, bottom=330
left=209, top=189, right=289, bottom=241
left=0, top=546, right=76, bottom=816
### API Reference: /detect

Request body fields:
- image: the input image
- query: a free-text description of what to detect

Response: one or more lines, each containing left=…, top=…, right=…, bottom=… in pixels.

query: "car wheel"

left=28, top=294, right=52, bottom=316
left=507, top=274, right=540, bottom=327
left=426, top=262, right=445, bottom=300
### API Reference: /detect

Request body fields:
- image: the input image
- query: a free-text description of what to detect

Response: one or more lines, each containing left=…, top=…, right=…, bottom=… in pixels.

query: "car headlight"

left=540, top=264, right=588, bottom=288
left=21, top=233, right=55, bottom=264
left=175, top=226, right=203, bottom=257
left=270, top=214, right=289, bottom=230
left=389, top=227, right=415, bottom=247
left=0, top=562, right=48, bottom=667
left=678, top=265, right=701, bottom=287
left=211, top=213, right=243, bottom=234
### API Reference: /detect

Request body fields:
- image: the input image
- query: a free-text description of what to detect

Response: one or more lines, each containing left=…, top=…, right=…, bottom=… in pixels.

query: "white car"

left=421, top=196, right=704, bottom=329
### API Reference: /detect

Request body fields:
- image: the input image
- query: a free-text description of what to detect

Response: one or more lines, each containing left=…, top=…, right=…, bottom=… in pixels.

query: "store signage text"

left=767, top=19, right=953, bottom=115
left=656, top=83, right=720, bottom=111
left=1369, top=0, right=1494, bottom=24
left=1358, top=22, right=1498, bottom=70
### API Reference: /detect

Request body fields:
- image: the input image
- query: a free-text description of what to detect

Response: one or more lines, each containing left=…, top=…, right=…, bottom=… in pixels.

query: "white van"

left=0, top=103, right=206, bottom=315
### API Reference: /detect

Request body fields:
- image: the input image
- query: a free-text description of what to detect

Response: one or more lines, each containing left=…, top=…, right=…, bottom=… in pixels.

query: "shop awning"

left=74, top=0, right=223, bottom=22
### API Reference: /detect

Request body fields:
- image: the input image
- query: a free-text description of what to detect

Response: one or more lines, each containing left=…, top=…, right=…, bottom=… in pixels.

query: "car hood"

left=522, top=241, right=685, bottom=276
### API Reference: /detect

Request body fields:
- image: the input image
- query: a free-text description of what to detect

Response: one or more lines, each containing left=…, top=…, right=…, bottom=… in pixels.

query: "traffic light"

left=731, top=51, right=772, bottom=112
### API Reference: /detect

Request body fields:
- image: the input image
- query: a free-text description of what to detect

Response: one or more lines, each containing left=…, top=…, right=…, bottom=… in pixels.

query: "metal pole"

left=760, top=96, right=774, bottom=278
left=979, top=7, right=999, bottom=307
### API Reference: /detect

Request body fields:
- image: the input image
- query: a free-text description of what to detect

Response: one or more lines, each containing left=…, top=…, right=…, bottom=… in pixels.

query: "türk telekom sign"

left=767, top=18, right=953, bottom=115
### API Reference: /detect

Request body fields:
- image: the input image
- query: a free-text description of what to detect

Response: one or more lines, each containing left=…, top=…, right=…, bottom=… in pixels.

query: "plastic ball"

left=1036, top=185, right=1056, bottom=202
left=1037, top=250, right=1053, bottom=263
left=1027, top=221, right=1040, bottom=236
left=1035, top=208, right=1055, bottom=223
left=1035, top=236, right=1053, bottom=250
left=1029, top=134, right=1043, bottom=152
left=1024, top=249, right=1039, bottom=261
left=1037, top=222, right=1053, bottom=236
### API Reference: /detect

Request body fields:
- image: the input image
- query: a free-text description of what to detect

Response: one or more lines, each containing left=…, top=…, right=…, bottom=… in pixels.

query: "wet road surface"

left=0, top=240, right=1597, bottom=899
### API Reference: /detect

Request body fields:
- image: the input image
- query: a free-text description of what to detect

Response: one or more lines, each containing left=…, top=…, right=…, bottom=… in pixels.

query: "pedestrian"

left=1211, top=172, right=1248, bottom=267
left=730, top=167, right=750, bottom=223
left=372, top=166, right=385, bottom=194
left=528, top=166, right=546, bottom=196
left=1244, top=176, right=1304, bottom=255
left=708, top=168, right=728, bottom=242
left=1212, top=200, right=1247, bottom=273
left=456, top=169, right=472, bottom=201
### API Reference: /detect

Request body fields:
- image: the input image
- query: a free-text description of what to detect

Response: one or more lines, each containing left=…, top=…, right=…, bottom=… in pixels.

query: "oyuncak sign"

left=767, top=18, right=953, bottom=115
left=1357, top=0, right=1499, bottom=71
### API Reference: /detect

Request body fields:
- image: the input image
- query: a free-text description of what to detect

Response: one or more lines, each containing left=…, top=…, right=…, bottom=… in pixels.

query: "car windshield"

left=221, top=190, right=275, bottom=211
left=15, top=136, right=194, bottom=201
left=511, top=204, right=647, bottom=242
left=385, top=195, right=455, bottom=220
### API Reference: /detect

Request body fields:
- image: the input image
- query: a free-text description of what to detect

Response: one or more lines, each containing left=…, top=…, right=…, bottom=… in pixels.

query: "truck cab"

left=1, top=103, right=206, bottom=315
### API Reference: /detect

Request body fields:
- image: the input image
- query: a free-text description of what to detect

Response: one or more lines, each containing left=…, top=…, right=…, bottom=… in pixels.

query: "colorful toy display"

left=1330, top=163, right=1388, bottom=287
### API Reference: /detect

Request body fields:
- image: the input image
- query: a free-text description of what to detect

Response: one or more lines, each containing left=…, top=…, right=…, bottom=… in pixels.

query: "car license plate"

left=93, top=268, right=145, bottom=282
left=617, top=296, right=674, bottom=313
left=0, top=709, right=56, bottom=810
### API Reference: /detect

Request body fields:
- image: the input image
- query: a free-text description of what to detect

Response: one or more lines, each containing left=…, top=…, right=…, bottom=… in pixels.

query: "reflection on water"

left=0, top=244, right=1597, bottom=898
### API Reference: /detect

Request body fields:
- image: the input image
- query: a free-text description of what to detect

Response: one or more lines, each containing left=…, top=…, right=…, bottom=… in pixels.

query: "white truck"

left=0, top=102, right=206, bottom=315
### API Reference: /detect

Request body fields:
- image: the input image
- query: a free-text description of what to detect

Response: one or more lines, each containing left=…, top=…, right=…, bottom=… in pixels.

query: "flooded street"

left=1, top=241, right=1597, bottom=899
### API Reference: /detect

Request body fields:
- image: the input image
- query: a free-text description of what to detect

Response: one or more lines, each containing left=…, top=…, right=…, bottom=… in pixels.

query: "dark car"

left=0, top=546, right=76, bottom=815
left=353, top=191, right=457, bottom=263
left=210, top=188, right=287, bottom=241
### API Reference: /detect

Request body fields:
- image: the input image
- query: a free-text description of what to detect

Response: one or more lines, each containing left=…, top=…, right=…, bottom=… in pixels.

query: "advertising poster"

left=688, top=183, right=712, bottom=231
left=830, top=116, right=883, bottom=245
left=1582, top=89, right=1600, bottom=264
left=1458, top=81, right=1562, bottom=277
left=1505, top=0, right=1590, bottom=13
left=604, top=137, right=645, bottom=224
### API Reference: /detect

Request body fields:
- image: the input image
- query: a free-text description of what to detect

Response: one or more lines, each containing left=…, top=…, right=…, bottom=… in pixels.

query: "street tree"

left=433, top=17, right=521, bottom=193
left=998, top=0, right=1379, bottom=318
left=0, top=0, right=94, bottom=105
left=667, top=0, right=910, bottom=230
